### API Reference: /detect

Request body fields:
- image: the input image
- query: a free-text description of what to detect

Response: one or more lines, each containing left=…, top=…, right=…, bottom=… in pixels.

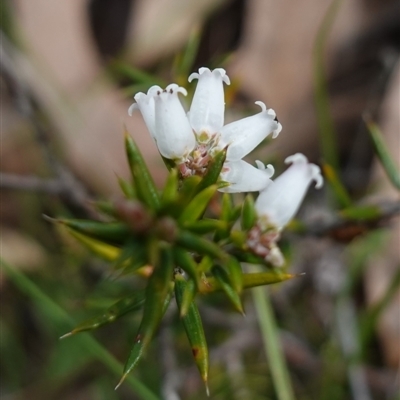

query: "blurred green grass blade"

left=123, top=83, right=152, bottom=98
left=1, top=260, right=160, bottom=400
left=339, top=204, right=381, bottom=221
left=359, top=267, right=400, bottom=348
left=365, top=117, right=400, bottom=190
left=322, top=163, right=352, bottom=208
left=252, top=286, right=295, bottom=400
left=343, top=230, right=387, bottom=295
left=175, top=26, right=202, bottom=80
left=109, top=60, right=165, bottom=87
left=313, top=0, right=343, bottom=171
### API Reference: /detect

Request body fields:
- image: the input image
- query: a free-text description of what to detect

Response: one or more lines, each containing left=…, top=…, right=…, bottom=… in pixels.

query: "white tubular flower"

left=130, top=84, right=196, bottom=162
left=128, top=86, right=162, bottom=140
left=153, top=84, right=196, bottom=161
left=188, top=68, right=230, bottom=143
left=219, top=101, right=282, bottom=161
left=129, top=67, right=282, bottom=191
left=219, top=160, right=274, bottom=193
left=255, top=153, right=323, bottom=229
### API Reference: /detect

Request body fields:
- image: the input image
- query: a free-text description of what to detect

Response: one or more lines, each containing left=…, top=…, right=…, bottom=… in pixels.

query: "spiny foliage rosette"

left=56, top=67, right=323, bottom=393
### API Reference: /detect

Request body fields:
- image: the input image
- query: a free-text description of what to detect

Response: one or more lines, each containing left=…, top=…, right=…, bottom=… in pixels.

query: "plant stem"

left=252, top=286, right=295, bottom=400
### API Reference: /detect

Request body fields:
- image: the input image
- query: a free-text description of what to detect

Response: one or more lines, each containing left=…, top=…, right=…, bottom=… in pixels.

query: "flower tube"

left=255, top=153, right=323, bottom=230
left=188, top=68, right=230, bottom=143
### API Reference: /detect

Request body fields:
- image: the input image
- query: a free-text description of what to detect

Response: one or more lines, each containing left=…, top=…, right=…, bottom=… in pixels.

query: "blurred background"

left=1, top=0, right=399, bottom=399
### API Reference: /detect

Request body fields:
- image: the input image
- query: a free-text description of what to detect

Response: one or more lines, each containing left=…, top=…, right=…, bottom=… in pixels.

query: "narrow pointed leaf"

left=172, top=247, right=200, bottom=288
left=178, top=175, right=202, bottom=205
left=199, top=271, right=296, bottom=293
left=61, top=291, right=146, bottom=338
left=56, top=218, right=130, bottom=245
left=121, top=247, right=174, bottom=383
left=242, top=271, right=298, bottom=289
left=226, top=258, right=243, bottom=293
left=174, top=273, right=209, bottom=389
left=177, top=230, right=228, bottom=261
left=230, top=230, right=247, bottom=248
left=179, top=185, right=217, bottom=224
left=66, top=228, right=121, bottom=261
left=365, top=117, right=400, bottom=190
left=211, top=265, right=244, bottom=314
left=184, top=219, right=227, bottom=234
left=241, top=194, right=256, bottom=230
left=195, top=148, right=227, bottom=193
left=161, top=168, right=179, bottom=205
left=214, top=193, right=233, bottom=241
left=198, top=256, right=213, bottom=274
left=117, top=175, right=137, bottom=199
left=221, top=193, right=233, bottom=221
left=180, top=278, right=197, bottom=317
left=125, top=131, right=160, bottom=210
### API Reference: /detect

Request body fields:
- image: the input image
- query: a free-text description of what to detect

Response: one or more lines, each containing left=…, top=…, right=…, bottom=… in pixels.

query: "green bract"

left=55, top=132, right=296, bottom=394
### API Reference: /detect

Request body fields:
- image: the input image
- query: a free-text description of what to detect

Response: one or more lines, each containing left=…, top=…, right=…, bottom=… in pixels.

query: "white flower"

left=188, top=67, right=229, bottom=143
left=129, top=84, right=196, bottom=162
left=255, top=153, right=323, bottom=230
left=129, top=67, right=282, bottom=192
left=219, top=160, right=275, bottom=193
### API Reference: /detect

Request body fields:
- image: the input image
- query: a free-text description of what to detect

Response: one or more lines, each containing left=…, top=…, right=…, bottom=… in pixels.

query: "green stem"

left=313, top=0, right=343, bottom=171
left=1, top=260, right=160, bottom=400
left=252, top=286, right=295, bottom=400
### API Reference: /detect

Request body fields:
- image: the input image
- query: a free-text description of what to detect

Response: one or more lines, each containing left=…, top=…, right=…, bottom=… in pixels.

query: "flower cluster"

left=129, top=68, right=280, bottom=193
left=129, top=67, right=323, bottom=266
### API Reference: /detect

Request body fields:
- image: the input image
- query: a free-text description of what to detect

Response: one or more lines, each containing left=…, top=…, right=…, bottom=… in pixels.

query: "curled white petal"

left=255, top=160, right=275, bottom=178
left=152, top=84, right=195, bottom=161
left=285, top=153, right=323, bottom=188
left=219, top=101, right=281, bottom=161
left=218, top=160, right=273, bottom=193
left=165, top=83, right=187, bottom=96
left=147, top=85, right=163, bottom=97
left=128, top=102, right=138, bottom=116
left=255, top=153, right=324, bottom=229
left=311, top=165, right=324, bottom=189
left=188, top=67, right=230, bottom=142
left=129, top=89, right=159, bottom=139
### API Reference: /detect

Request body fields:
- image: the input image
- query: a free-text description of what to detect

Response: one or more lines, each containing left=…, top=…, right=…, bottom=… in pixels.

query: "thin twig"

left=0, top=31, right=91, bottom=216
left=301, top=200, right=400, bottom=237
left=0, top=172, right=66, bottom=194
